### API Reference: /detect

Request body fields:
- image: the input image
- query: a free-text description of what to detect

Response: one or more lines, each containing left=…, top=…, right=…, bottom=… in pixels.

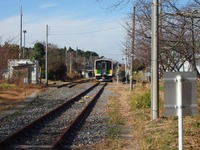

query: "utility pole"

left=45, top=25, right=49, bottom=86
left=151, top=0, right=159, bottom=120
left=76, top=47, right=78, bottom=63
left=19, top=5, right=23, bottom=58
left=125, top=49, right=127, bottom=83
left=130, top=6, right=136, bottom=91
left=23, top=30, right=27, bottom=59
left=66, top=47, right=68, bottom=70
left=70, top=51, right=72, bottom=74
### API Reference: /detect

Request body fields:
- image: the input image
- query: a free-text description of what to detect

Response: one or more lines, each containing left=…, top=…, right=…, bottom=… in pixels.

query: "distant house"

left=3, top=59, right=39, bottom=84
left=81, top=65, right=93, bottom=78
left=179, top=58, right=200, bottom=73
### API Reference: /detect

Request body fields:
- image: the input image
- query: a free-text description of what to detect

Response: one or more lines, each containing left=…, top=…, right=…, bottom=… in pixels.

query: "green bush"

left=131, top=91, right=151, bottom=109
left=0, top=83, right=15, bottom=89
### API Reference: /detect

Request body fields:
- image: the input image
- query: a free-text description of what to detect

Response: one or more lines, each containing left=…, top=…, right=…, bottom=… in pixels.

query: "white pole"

left=23, top=30, right=26, bottom=59
left=19, top=5, right=23, bottom=58
left=151, top=0, right=159, bottom=120
left=176, top=75, right=183, bottom=150
left=130, top=53, right=133, bottom=89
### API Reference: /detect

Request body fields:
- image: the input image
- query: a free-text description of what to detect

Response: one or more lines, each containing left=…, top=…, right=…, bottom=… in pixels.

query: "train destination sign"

left=163, top=72, right=197, bottom=116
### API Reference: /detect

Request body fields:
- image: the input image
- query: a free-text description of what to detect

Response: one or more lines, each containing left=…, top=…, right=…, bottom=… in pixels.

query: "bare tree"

left=122, top=0, right=200, bottom=76
left=0, top=42, right=19, bottom=80
left=159, top=1, right=200, bottom=76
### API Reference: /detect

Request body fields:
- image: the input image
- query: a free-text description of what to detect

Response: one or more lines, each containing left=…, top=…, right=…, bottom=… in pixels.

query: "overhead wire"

left=48, top=17, right=124, bottom=36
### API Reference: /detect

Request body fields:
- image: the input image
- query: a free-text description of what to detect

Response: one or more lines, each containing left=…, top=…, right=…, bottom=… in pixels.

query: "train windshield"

left=106, top=61, right=111, bottom=69
left=96, top=60, right=112, bottom=69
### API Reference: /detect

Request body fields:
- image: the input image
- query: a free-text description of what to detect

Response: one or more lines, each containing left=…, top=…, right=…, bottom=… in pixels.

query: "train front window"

left=107, top=61, right=111, bottom=69
left=102, top=62, right=106, bottom=69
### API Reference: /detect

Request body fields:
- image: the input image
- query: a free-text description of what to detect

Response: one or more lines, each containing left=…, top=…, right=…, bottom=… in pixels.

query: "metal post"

left=70, top=52, right=72, bottom=74
left=66, top=48, right=68, bottom=70
left=130, top=6, right=136, bottom=91
left=19, top=5, right=23, bottom=58
left=125, top=56, right=127, bottom=83
left=130, top=54, right=133, bottom=89
left=151, top=0, right=159, bottom=120
left=24, top=78, right=26, bottom=96
left=176, top=75, right=183, bottom=150
left=23, top=30, right=27, bottom=59
left=45, top=25, right=48, bottom=86
left=117, top=63, right=119, bottom=83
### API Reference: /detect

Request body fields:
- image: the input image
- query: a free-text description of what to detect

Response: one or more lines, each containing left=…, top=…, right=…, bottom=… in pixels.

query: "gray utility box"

left=163, top=72, right=197, bottom=116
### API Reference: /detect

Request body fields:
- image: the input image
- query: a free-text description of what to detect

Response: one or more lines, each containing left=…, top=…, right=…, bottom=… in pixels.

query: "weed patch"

left=107, top=96, right=123, bottom=137
left=0, top=83, right=15, bottom=90
left=130, top=90, right=151, bottom=109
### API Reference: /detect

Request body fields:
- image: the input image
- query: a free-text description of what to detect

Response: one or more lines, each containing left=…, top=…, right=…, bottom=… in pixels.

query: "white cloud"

left=0, top=15, right=20, bottom=44
left=0, top=14, right=125, bottom=62
left=39, top=3, right=58, bottom=9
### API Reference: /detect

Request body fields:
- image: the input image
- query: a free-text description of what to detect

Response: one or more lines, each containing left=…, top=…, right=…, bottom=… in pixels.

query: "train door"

left=101, top=61, right=107, bottom=77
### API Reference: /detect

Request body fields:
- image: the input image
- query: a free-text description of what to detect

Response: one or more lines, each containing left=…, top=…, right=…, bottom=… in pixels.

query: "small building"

left=81, top=65, right=93, bottom=78
left=3, top=59, right=39, bottom=84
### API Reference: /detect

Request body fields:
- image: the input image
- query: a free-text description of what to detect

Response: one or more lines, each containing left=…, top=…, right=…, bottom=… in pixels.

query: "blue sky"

left=0, top=0, right=189, bottom=62
left=0, top=0, right=132, bottom=62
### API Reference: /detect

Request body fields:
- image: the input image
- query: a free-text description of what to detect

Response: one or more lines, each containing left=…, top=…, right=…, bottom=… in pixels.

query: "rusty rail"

left=0, top=82, right=100, bottom=148
left=50, top=82, right=107, bottom=150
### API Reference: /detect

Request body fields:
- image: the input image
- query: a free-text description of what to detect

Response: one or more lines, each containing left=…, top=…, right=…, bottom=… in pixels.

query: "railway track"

left=0, top=82, right=107, bottom=149
left=57, top=79, right=95, bottom=88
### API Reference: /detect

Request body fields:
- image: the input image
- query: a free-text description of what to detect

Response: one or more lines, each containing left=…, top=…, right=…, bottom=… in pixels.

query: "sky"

left=0, top=0, right=132, bottom=63
left=0, top=0, right=189, bottom=63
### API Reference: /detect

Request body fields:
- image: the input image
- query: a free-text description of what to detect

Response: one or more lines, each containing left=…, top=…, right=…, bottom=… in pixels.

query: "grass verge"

left=102, top=95, right=124, bottom=150
left=127, top=83, right=200, bottom=149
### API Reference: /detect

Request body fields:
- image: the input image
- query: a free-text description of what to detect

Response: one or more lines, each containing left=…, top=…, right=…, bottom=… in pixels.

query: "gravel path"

left=0, top=82, right=115, bottom=149
left=0, top=83, right=92, bottom=141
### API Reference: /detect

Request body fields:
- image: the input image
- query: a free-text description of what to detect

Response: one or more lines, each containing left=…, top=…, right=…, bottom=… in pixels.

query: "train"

left=94, top=58, right=114, bottom=81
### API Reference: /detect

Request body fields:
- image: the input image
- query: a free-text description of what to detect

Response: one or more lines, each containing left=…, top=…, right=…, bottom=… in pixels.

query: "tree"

left=123, top=0, right=200, bottom=77
left=32, top=42, right=45, bottom=67
left=48, top=44, right=67, bottom=80
left=0, top=43, right=19, bottom=79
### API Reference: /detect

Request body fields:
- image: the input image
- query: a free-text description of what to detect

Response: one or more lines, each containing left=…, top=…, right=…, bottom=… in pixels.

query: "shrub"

left=131, top=91, right=151, bottom=109
left=0, top=83, right=15, bottom=90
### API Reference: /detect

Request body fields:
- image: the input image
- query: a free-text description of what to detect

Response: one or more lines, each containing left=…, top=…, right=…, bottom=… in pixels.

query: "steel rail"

left=57, top=79, right=92, bottom=88
left=50, top=83, right=107, bottom=150
left=0, top=82, right=100, bottom=148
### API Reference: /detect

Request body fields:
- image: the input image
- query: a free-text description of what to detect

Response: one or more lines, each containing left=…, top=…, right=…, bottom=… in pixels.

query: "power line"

left=50, top=26, right=122, bottom=35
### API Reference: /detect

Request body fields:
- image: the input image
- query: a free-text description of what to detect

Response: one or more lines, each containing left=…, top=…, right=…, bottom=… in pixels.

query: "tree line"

left=0, top=41, right=100, bottom=81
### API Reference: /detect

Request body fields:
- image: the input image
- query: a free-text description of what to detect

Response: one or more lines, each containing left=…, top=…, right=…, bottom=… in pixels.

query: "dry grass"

left=0, top=83, right=46, bottom=112
left=100, top=82, right=200, bottom=150
left=127, top=83, right=200, bottom=150
left=1, top=81, right=200, bottom=149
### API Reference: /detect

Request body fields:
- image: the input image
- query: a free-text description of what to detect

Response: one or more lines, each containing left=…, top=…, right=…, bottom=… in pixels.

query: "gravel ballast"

left=0, top=82, right=115, bottom=149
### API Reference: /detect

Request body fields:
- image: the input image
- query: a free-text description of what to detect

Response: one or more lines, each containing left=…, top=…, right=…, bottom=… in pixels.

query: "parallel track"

left=0, top=82, right=107, bottom=149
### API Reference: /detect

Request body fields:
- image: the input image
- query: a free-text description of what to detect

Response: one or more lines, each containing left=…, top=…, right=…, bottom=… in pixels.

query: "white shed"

left=3, top=59, right=39, bottom=84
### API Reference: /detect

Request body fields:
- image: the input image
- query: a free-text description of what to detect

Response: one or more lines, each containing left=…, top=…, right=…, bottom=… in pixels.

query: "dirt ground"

left=109, top=83, right=141, bottom=150
left=0, top=84, right=45, bottom=112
